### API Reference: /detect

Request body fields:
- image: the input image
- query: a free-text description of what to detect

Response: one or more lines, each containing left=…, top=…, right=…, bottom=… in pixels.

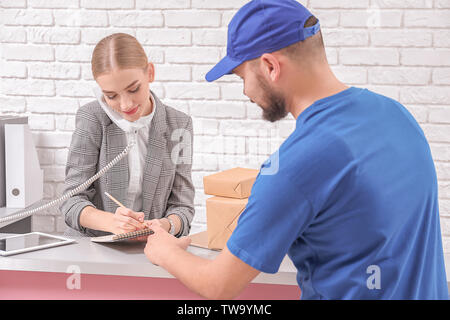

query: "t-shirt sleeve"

left=226, top=162, right=315, bottom=274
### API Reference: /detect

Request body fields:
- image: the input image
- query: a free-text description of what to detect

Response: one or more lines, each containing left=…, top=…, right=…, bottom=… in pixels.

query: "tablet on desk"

left=0, top=232, right=76, bottom=256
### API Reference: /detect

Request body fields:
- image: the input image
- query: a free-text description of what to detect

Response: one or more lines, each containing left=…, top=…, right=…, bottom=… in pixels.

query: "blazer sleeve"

left=59, top=106, right=102, bottom=233
left=165, top=116, right=195, bottom=237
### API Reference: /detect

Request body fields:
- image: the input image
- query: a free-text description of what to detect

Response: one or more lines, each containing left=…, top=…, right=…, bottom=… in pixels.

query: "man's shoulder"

left=270, top=124, right=356, bottom=189
left=280, top=124, right=347, bottom=161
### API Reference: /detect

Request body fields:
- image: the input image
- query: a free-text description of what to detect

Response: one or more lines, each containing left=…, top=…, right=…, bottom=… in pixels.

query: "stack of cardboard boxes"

left=190, top=167, right=258, bottom=251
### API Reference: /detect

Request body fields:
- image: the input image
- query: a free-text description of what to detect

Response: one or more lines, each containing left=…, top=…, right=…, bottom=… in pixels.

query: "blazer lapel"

left=142, top=93, right=168, bottom=215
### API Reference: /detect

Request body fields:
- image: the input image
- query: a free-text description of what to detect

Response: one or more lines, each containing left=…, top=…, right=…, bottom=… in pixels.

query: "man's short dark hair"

left=280, top=15, right=326, bottom=62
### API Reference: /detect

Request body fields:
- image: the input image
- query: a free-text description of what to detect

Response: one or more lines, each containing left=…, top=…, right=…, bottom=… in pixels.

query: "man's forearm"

left=160, top=246, right=218, bottom=299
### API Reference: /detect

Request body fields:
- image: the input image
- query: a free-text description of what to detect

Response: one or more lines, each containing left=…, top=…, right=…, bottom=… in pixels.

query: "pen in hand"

left=104, top=191, right=126, bottom=208
left=104, top=191, right=148, bottom=230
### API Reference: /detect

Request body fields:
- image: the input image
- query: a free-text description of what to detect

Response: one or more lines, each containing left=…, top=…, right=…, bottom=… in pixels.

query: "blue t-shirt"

left=227, top=87, right=448, bottom=299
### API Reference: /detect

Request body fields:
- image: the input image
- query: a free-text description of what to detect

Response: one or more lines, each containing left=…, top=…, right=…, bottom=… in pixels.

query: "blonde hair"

left=91, top=33, right=148, bottom=79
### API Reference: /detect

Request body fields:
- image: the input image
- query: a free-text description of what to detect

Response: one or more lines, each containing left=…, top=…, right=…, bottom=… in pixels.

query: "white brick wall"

left=1, top=0, right=449, bottom=253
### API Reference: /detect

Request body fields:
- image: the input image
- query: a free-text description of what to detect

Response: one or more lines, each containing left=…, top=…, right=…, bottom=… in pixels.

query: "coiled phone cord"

left=0, top=140, right=136, bottom=224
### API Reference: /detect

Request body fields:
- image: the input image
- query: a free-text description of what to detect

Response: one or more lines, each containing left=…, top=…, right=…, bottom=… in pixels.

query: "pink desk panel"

left=0, top=270, right=301, bottom=300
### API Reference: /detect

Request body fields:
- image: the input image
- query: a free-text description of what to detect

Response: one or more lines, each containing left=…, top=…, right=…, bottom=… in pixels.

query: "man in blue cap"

left=145, top=0, right=448, bottom=299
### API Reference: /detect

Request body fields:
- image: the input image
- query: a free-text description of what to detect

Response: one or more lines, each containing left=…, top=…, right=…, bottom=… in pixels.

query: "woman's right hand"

left=108, top=207, right=146, bottom=235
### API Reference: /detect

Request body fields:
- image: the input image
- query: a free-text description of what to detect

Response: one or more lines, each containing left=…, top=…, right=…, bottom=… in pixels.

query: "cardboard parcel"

left=203, top=167, right=258, bottom=199
left=190, top=167, right=258, bottom=250
left=206, top=196, right=248, bottom=250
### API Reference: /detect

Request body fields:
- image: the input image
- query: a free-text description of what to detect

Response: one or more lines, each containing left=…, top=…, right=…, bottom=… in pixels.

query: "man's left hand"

left=144, top=225, right=191, bottom=266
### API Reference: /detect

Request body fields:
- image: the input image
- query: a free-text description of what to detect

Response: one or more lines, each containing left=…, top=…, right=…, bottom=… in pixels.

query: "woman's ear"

left=260, top=53, right=281, bottom=83
left=147, top=62, right=155, bottom=83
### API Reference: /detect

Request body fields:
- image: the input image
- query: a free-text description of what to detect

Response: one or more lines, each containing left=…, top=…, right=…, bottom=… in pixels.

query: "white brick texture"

left=0, top=0, right=449, bottom=252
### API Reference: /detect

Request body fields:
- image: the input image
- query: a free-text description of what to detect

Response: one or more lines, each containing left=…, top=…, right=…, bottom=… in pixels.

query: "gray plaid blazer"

left=59, top=92, right=195, bottom=238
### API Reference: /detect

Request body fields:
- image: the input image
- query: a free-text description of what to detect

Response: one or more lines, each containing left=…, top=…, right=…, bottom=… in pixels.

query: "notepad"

left=90, top=228, right=154, bottom=243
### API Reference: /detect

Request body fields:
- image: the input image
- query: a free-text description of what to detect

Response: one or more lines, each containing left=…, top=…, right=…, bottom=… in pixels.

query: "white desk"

left=0, top=233, right=300, bottom=300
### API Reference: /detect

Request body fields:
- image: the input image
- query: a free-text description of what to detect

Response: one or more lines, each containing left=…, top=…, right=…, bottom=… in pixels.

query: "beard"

left=257, top=77, right=289, bottom=123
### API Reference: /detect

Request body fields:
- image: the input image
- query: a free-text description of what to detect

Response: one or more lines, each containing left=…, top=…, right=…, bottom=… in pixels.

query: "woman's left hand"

left=145, top=218, right=170, bottom=233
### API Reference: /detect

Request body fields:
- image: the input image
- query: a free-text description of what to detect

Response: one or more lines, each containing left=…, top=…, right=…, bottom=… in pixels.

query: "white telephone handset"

left=92, top=85, right=146, bottom=134
left=0, top=140, right=135, bottom=224
left=0, top=86, right=138, bottom=225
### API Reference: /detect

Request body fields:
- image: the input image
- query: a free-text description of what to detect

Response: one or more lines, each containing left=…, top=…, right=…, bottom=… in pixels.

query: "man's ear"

left=259, top=53, right=281, bottom=83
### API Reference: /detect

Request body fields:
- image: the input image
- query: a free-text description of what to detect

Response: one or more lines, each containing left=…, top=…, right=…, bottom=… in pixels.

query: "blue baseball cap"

left=205, top=0, right=320, bottom=82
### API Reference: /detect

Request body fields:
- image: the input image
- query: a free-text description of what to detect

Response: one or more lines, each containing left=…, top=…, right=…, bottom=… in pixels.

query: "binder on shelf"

left=5, top=122, right=44, bottom=208
left=0, top=116, right=28, bottom=207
